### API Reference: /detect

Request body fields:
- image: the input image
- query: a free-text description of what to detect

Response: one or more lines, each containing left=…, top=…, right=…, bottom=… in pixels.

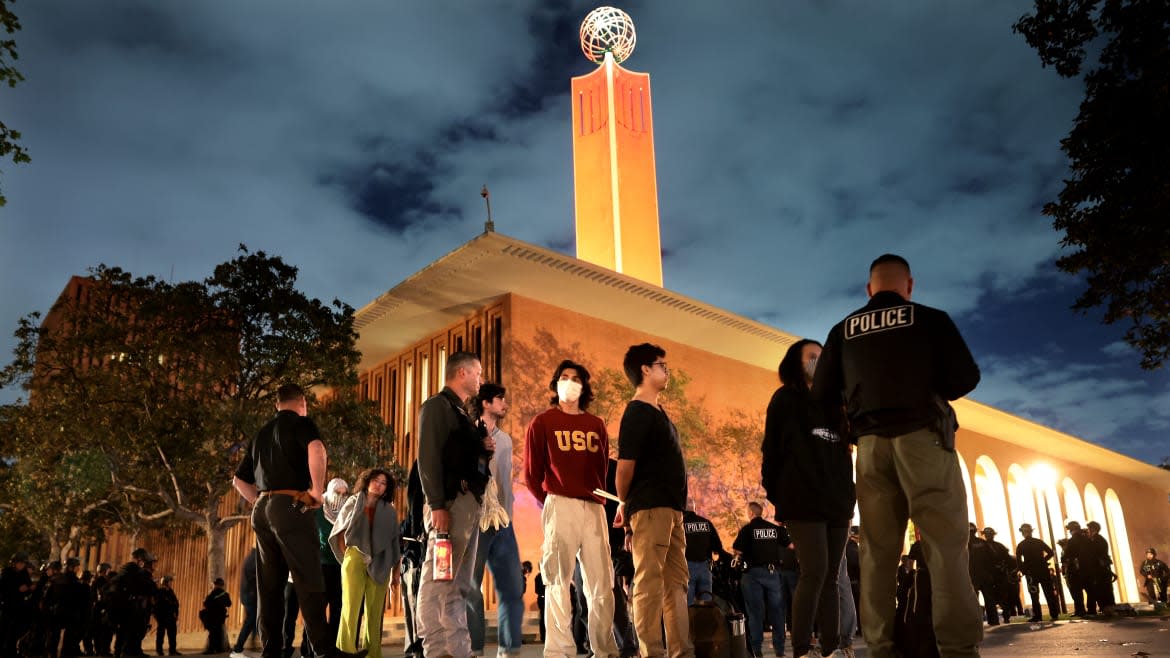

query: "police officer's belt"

left=259, top=489, right=302, bottom=497
left=750, top=563, right=779, bottom=572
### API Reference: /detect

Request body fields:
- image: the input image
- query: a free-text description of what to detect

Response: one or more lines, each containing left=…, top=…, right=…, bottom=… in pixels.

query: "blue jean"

left=467, top=524, right=524, bottom=656
left=838, top=554, right=856, bottom=648
left=232, top=601, right=257, bottom=652
left=687, top=561, right=712, bottom=605
left=741, top=567, right=786, bottom=655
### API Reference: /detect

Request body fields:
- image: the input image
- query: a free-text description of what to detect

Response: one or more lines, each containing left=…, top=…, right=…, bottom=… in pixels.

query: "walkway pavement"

left=190, top=613, right=1170, bottom=658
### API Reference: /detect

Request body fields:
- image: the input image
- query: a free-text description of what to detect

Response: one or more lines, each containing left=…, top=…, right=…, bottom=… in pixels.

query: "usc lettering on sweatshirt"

left=524, top=407, right=609, bottom=506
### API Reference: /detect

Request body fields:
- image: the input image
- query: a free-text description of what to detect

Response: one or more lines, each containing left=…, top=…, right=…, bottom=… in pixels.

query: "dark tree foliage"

left=0, top=0, right=30, bottom=207
left=0, top=247, right=390, bottom=574
left=1014, top=0, right=1170, bottom=369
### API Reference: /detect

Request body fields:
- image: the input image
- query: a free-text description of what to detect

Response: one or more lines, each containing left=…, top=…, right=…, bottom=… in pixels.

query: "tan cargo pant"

left=629, top=507, right=693, bottom=658
left=857, top=428, right=983, bottom=658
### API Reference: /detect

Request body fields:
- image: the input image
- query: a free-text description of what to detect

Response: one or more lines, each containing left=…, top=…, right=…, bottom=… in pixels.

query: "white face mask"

left=556, top=379, right=583, bottom=403
left=804, top=357, right=818, bottom=379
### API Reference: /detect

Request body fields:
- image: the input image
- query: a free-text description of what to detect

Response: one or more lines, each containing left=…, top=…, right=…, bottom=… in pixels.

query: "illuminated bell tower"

left=572, top=6, right=663, bottom=287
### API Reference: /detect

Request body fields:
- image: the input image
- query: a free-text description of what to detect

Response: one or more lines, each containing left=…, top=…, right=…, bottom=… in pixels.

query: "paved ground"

left=185, top=613, right=1170, bottom=658
left=435, top=615, right=1170, bottom=658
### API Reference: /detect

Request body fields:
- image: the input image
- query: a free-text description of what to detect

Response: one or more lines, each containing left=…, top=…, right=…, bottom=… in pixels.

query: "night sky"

left=3, top=1, right=1167, bottom=465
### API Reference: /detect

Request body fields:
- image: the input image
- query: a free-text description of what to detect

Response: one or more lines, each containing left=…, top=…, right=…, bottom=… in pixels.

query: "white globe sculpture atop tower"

left=579, top=6, right=636, bottom=64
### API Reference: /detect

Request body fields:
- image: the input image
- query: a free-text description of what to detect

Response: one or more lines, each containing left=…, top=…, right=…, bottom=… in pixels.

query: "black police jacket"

left=812, top=290, right=980, bottom=438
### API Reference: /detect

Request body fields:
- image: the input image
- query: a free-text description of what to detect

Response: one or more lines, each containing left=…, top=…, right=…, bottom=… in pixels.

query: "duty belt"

left=751, top=563, right=779, bottom=573
left=259, top=489, right=301, bottom=497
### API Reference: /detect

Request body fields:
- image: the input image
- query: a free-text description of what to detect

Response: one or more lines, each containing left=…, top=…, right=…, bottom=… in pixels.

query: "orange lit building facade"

left=351, top=230, right=1170, bottom=610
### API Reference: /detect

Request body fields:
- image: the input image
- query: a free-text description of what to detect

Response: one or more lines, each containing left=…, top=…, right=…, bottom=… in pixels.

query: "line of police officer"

left=0, top=548, right=162, bottom=658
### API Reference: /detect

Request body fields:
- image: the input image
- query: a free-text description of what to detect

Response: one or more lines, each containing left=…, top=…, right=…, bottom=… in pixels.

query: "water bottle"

left=434, top=532, right=453, bottom=581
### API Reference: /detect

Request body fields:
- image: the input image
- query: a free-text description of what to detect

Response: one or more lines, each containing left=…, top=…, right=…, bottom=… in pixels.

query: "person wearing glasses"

left=615, top=344, right=692, bottom=658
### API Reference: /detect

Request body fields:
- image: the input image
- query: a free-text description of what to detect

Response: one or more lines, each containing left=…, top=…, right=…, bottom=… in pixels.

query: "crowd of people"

left=7, top=253, right=1169, bottom=658
left=0, top=548, right=239, bottom=658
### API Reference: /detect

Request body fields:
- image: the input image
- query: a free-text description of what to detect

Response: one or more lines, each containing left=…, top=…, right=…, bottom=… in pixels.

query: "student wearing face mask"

left=761, top=339, right=856, bottom=658
left=524, top=360, right=620, bottom=658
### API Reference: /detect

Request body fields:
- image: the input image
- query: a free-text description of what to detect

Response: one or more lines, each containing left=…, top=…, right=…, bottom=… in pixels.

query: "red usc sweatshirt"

left=524, top=407, right=609, bottom=506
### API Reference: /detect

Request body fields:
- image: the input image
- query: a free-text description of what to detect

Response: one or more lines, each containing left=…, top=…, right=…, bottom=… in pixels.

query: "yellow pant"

left=337, top=546, right=389, bottom=658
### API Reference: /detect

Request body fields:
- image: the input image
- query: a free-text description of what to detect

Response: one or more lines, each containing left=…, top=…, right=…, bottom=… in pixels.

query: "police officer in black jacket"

left=232, top=384, right=366, bottom=658
left=732, top=502, right=789, bottom=658
left=111, top=549, right=158, bottom=658
left=46, top=557, right=89, bottom=658
left=683, top=504, right=723, bottom=605
left=1, top=552, right=34, bottom=658
left=812, top=254, right=982, bottom=658
left=1015, top=523, right=1059, bottom=622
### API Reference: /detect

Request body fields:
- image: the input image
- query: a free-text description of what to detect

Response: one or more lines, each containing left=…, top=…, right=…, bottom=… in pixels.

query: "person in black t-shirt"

left=615, top=343, right=691, bottom=658
left=232, top=384, right=364, bottom=658
left=683, top=505, right=723, bottom=605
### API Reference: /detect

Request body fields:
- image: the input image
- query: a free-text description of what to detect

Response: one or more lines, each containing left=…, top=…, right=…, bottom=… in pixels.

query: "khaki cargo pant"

left=857, top=428, right=983, bottom=658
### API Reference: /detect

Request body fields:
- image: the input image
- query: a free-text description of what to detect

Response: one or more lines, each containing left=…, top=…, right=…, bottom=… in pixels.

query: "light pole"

left=1029, top=464, right=1066, bottom=614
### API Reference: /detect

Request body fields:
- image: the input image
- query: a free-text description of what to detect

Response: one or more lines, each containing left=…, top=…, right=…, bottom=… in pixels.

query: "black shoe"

left=170, top=652, right=182, bottom=656
left=1028, top=616, right=1041, bottom=622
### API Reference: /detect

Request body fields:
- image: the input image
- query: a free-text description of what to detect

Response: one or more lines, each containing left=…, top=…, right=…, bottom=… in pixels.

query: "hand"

left=483, top=435, right=496, bottom=451
left=613, top=504, right=625, bottom=528
left=305, top=490, right=324, bottom=510
left=623, top=531, right=632, bottom=553
left=431, top=508, right=451, bottom=533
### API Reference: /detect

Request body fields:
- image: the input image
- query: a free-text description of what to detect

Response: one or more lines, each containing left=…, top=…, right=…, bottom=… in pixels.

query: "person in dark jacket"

left=47, top=558, right=89, bottom=658
left=200, top=578, right=231, bottom=654
left=732, top=502, right=788, bottom=658
left=1015, top=523, right=1059, bottom=622
left=1140, top=548, right=1168, bottom=605
left=89, top=563, right=114, bottom=657
left=415, top=352, right=492, bottom=658
left=1, top=551, right=34, bottom=658
left=111, top=548, right=158, bottom=658
left=683, top=504, right=724, bottom=605
left=230, top=549, right=259, bottom=658
left=153, top=577, right=179, bottom=657
left=982, top=528, right=1020, bottom=623
left=1061, top=521, right=1091, bottom=616
left=762, top=338, right=856, bottom=658
left=1083, top=521, right=1115, bottom=612
left=967, top=524, right=999, bottom=625
left=812, top=254, right=983, bottom=658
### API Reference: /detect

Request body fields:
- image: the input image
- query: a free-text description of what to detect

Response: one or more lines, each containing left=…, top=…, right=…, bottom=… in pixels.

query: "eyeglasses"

left=651, top=361, right=669, bottom=372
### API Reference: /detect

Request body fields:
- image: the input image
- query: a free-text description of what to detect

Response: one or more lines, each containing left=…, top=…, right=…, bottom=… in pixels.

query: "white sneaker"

left=230, top=653, right=247, bottom=658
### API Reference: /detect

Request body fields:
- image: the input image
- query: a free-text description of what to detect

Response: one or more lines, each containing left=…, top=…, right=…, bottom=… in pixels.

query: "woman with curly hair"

left=761, top=339, right=856, bottom=658
left=328, top=468, right=400, bottom=658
